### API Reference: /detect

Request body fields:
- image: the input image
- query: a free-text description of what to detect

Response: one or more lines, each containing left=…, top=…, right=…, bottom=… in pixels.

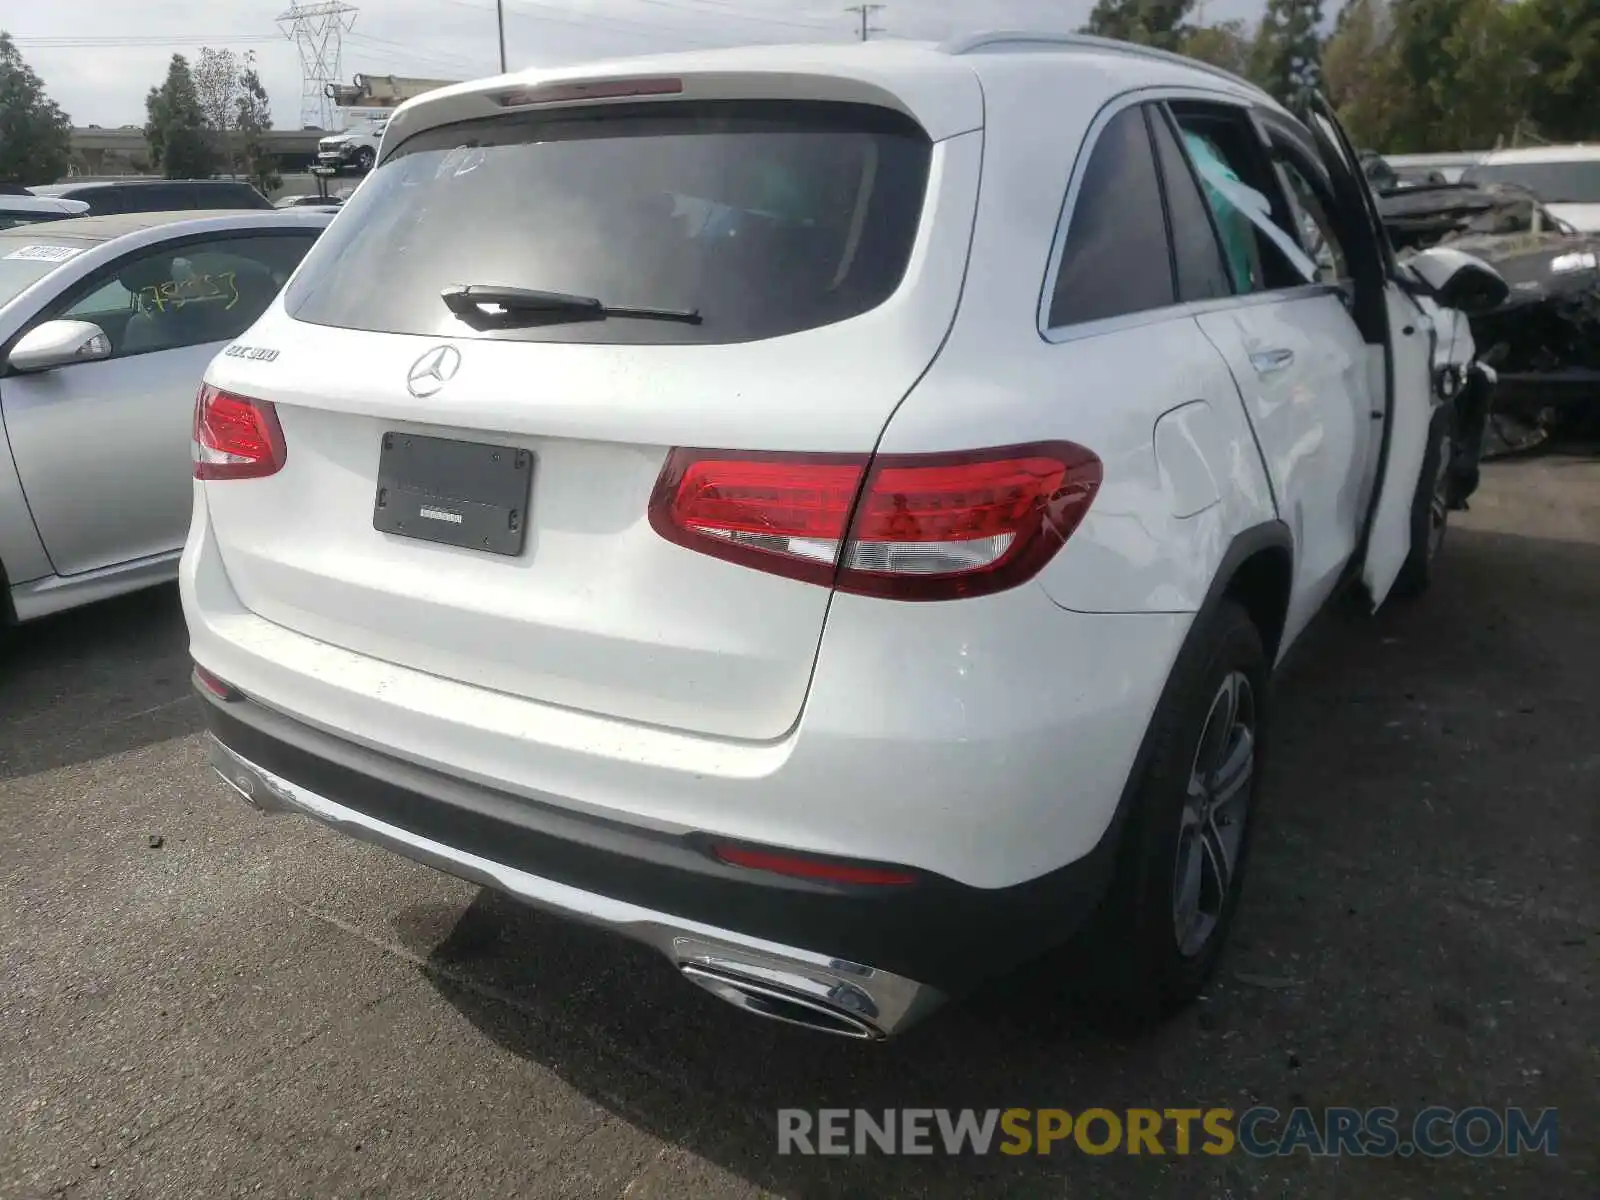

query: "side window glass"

left=1049, top=105, right=1175, bottom=328
left=58, top=233, right=318, bottom=361
left=1168, top=105, right=1316, bottom=293
left=1275, top=158, right=1349, bottom=286
left=67, top=277, right=137, bottom=317
left=1148, top=108, right=1233, bottom=303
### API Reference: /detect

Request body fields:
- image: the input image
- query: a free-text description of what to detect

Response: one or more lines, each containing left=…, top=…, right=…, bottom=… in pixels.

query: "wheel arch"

left=1064, top=520, right=1293, bottom=902
left=1215, top=524, right=1295, bottom=666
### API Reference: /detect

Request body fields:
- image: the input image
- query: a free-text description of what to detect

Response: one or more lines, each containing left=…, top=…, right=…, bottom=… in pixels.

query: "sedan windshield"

left=0, top=237, right=95, bottom=308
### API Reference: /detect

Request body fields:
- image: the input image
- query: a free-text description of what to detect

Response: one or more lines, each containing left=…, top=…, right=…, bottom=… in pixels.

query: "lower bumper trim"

left=206, top=734, right=945, bottom=1038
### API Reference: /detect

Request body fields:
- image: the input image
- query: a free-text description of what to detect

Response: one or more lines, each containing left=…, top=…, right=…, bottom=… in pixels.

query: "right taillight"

left=193, top=383, right=286, bottom=480
left=648, top=441, right=1102, bottom=601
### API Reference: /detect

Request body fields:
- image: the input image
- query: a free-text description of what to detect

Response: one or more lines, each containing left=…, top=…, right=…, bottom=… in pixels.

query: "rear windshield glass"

left=1460, top=161, right=1600, bottom=205
left=283, top=100, right=933, bottom=345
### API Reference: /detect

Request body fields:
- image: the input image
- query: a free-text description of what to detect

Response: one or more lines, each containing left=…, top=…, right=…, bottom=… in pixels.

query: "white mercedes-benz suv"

left=182, top=33, right=1506, bottom=1039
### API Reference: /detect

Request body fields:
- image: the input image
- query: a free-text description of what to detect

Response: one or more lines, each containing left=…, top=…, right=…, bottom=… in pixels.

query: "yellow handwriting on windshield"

left=136, top=271, right=240, bottom=314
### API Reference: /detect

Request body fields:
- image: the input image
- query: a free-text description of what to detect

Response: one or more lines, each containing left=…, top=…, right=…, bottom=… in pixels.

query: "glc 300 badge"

left=224, top=344, right=280, bottom=362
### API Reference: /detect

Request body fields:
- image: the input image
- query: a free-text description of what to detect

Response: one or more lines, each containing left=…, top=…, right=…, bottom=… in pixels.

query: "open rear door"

left=1299, top=93, right=1434, bottom=608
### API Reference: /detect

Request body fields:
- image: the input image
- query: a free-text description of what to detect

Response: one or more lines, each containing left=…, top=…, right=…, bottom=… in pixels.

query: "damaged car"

left=1374, top=171, right=1600, bottom=454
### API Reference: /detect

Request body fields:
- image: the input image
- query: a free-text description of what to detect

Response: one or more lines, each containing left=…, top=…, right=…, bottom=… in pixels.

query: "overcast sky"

left=12, top=0, right=1263, bottom=129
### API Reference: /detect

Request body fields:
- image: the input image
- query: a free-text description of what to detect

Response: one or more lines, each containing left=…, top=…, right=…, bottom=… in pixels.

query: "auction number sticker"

left=3, top=244, right=86, bottom=263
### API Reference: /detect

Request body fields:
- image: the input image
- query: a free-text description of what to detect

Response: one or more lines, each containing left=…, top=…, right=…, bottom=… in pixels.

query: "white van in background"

left=1461, top=145, right=1600, bottom=232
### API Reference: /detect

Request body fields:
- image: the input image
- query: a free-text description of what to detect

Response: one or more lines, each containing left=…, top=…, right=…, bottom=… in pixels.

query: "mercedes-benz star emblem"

left=407, top=345, right=461, bottom=397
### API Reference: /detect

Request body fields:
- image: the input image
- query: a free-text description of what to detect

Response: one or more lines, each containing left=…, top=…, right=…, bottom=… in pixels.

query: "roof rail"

left=939, top=29, right=1272, bottom=102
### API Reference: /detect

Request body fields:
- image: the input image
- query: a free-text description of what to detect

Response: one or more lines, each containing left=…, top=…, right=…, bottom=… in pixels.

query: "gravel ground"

left=2, top=455, right=1595, bottom=1199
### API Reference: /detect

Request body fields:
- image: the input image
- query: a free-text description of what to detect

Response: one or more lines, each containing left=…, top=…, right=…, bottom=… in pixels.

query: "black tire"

left=1081, top=598, right=1268, bottom=1025
left=1391, top=404, right=1455, bottom=600
left=0, top=558, right=12, bottom=651
left=354, top=146, right=376, bottom=173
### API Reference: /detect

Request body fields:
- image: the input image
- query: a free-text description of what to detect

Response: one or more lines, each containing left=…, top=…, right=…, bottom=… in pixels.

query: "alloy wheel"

left=1172, top=670, right=1256, bottom=958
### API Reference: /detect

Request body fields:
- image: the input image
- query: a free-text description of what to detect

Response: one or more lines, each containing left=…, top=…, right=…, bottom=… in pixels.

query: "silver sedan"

left=0, top=209, right=332, bottom=624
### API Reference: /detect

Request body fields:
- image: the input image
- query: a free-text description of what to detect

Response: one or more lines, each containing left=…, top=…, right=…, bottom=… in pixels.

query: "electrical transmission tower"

left=844, top=4, right=886, bottom=41
left=278, top=1, right=358, bottom=129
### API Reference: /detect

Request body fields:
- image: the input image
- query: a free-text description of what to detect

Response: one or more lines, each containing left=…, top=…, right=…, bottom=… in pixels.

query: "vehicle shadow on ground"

left=0, top=583, right=199, bottom=781
left=410, top=523, right=1596, bottom=1197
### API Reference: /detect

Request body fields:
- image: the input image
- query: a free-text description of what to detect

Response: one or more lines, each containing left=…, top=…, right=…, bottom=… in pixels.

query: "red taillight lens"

left=710, top=843, right=918, bottom=887
left=193, top=384, right=286, bottom=481
left=648, top=451, right=866, bottom=587
left=649, top=442, right=1102, bottom=600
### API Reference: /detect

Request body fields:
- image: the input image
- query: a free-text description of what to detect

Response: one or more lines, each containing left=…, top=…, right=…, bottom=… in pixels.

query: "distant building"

left=60, top=70, right=461, bottom=183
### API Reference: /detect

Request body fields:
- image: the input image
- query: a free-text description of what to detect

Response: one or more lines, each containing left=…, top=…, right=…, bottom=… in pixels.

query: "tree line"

left=144, top=50, right=280, bottom=193
left=5, top=5, right=1598, bottom=185
left=1084, top=0, right=1598, bottom=152
left=0, top=34, right=277, bottom=189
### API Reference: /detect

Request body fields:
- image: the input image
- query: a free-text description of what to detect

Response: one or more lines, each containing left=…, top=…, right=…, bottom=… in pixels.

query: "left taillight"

left=193, top=383, right=286, bottom=480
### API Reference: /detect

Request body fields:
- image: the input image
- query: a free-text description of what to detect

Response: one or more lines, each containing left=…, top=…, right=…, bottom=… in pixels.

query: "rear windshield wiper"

left=441, top=284, right=702, bottom=326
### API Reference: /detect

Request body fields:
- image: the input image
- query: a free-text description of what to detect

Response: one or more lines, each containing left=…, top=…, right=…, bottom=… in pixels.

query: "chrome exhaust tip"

left=681, top=964, right=881, bottom=1039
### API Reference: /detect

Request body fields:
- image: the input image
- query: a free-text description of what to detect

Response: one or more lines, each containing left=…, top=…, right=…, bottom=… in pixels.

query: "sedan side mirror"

left=1406, top=246, right=1511, bottom=316
left=7, top=319, right=113, bottom=374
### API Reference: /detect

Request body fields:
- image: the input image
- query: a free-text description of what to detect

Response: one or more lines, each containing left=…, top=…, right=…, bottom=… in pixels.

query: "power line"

left=279, top=1, right=359, bottom=130
left=12, top=35, right=282, bottom=48
left=344, top=31, right=490, bottom=75
left=843, top=3, right=885, bottom=41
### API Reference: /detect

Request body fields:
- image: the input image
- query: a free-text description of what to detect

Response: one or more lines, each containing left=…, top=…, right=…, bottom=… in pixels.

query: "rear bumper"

left=203, top=721, right=940, bottom=1038
left=182, top=486, right=1192, bottom=1011
left=197, top=681, right=1119, bottom=1009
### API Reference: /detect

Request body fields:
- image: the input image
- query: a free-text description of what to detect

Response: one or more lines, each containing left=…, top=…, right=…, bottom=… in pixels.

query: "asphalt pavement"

left=2, top=455, right=1595, bottom=1198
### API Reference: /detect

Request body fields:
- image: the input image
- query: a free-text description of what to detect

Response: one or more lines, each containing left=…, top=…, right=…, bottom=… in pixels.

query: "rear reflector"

left=649, top=442, right=1102, bottom=600
left=192, top=663, right=237, bottom=700
left=193, top=384, right=286, bottom=480
left=710, top=843, right=918, bottom=886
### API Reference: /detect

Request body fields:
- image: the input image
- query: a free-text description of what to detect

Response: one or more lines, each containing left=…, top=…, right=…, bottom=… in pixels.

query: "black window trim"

left=1256, top=103, right=1392, bottom=347
left=1257, top=114, right=1358, bottom=300
left=17, top=227, right=317, bottom=368
left=1147, top=101, right=1238, bottom=304
left=1166, top=96, right=1328, bottom=295
left=1039, top=87, right=1343, bottom=345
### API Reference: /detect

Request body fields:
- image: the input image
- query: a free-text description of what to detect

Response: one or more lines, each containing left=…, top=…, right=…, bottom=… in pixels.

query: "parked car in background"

left=0, top=195, right=91, bottom=230
left=274, top=194, right=343, bottom=210
left=1375, top=169, right=1600, bottom=451
left=0, top=209, right=332, bottom=626
left=1461, top=145, right=1600, bottom=233
left=29, top=179, right=274, bottom=217
left=184, top=35, right=1507, bottom=1040
left=315, top=120, right=386, bottom=175
left=1382, top=151, right=1485, bottom=185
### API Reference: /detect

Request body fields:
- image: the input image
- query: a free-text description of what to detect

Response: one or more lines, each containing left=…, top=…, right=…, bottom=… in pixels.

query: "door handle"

left=1249, top=347, right=1295, bottom=375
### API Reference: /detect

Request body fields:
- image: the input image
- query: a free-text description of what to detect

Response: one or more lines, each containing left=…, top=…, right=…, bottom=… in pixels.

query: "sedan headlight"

left=1550, top=250, right=1598, bottom=274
